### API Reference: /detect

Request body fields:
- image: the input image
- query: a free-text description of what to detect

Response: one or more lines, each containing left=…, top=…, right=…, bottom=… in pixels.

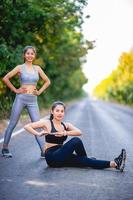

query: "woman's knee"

left=71, top=137, right=82, bottom=143
left=5, top=120, right=18, bottom=133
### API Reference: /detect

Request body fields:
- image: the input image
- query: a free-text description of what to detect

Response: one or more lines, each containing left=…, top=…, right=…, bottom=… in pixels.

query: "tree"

left=0, top=0, right=93, bottom=118
left=93, top=51, right=133, bottom=105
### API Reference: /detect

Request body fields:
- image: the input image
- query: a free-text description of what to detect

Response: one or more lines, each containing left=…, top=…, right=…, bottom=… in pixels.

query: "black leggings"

left=45, top=137, right=110, bottom=169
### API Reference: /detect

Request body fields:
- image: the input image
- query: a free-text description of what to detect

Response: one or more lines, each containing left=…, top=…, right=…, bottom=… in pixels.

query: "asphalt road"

left=0, top=98, right=133, bottom=200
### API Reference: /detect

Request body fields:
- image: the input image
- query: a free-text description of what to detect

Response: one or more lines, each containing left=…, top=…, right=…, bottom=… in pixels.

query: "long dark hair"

left=23, top=45, right=36, bottom=62
left=49, top=101, right=66, bottom=120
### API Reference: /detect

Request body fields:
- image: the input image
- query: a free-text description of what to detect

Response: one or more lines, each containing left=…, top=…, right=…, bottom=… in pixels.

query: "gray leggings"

left=3, top=94, right=44, bottom=151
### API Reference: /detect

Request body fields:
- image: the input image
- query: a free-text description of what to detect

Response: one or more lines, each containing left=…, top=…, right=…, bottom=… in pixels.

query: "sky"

left=82, top=0, right=133, bottom=94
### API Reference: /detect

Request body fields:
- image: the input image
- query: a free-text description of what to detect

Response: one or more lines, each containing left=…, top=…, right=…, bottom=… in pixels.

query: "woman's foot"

left=114, top=149, right=126, bottom=172
left=1, top=148, right=12, bottom=158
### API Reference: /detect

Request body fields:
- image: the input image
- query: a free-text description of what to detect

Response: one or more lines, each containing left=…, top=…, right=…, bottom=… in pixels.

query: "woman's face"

left=52, top=105, right=65, bottom=121
left=24, top=48, right=36, bottom=62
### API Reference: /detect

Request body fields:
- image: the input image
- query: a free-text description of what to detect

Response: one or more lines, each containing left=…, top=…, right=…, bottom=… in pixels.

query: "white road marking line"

left=0, top=128, right=25, bottom=144
left=0, top=116, right=48, bottom=144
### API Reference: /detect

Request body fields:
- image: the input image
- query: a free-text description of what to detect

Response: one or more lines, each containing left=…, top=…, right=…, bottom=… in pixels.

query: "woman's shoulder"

left=40, top=119, right=52, bottom=131
left=33, top=65, right=46, bottom=75
left=62, top=122, right=72, bottom=129
left=64, top=122, right=79, bottom=131
left=12, top=64, right=22, bottom=72
left=40, top=119, right=51, bottom=125
left=33, top=65, right=42, bottom=71
left=17, top=63, right=27, bottom=68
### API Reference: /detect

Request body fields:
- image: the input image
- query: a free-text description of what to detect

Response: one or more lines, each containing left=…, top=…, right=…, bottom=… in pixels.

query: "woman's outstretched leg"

left=64, top=149, right=126, bottom=171
left=64, top=154, right=111, bottom=169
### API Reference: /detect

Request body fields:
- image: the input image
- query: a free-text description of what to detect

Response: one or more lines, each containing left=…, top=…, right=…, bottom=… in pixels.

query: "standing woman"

left=1, top=46, right=51, bottom=158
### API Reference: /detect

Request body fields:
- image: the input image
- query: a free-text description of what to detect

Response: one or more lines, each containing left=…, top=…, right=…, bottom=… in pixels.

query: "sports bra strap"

left=61, top=122, right=67, bottom=130
left=21, top=64, right=25, bottom=72
left=50, top=120, right=56, bottom=131
left=50, top=120, right=67, bottom=131
left=33, top=65, right=37, bottom=72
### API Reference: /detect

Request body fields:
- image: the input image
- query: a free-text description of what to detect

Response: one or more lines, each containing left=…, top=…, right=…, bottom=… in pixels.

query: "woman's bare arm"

left=65, top=123, right=82, bottom=136
left=24, top=120, right=49, bottom=136
left=2, top=66, right=20, bottom=93
left=36, top=66, right=51, bottom=95
left=54, top=122, right=82, bottom=137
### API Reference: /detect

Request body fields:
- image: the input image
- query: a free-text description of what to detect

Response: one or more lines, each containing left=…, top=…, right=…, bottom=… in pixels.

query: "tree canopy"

left=0, top=0, right=93, bottom=118
left=93, top=50, right=133, bottom=106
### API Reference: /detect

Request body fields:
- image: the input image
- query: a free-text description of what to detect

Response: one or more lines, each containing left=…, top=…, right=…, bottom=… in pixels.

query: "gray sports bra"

left=20, top=64, right=39, bottom=85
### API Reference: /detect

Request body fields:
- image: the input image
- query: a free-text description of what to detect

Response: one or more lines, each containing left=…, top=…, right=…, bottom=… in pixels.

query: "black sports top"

left=45, top=120, right=68, bottom=144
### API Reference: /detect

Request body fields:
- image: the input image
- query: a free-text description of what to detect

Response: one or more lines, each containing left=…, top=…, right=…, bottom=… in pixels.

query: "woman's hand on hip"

left=33, top=89, right=40, bottom=96
left=15, top=87, right=27, bottom=94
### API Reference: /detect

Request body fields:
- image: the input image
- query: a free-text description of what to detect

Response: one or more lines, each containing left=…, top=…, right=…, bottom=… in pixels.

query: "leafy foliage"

left=0, top=0, right=92, bottom=118
left=93, top=51, right=133, bottom=106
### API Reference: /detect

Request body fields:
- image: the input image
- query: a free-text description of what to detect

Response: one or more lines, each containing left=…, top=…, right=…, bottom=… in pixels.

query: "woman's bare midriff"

left=21, top=84, right=37, bottom=94
left=44, top=142, right=61, bottom=152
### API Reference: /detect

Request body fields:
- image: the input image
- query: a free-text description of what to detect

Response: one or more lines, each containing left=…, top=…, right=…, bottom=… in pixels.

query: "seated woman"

left=24, top=101, right=126, bottom=172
